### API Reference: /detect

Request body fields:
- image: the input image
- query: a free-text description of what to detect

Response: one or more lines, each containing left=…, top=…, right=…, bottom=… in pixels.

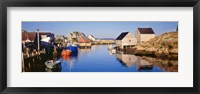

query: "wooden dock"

left=23, top=49, right=46, bottom=59
left=78, top=43, right=92, bottom=48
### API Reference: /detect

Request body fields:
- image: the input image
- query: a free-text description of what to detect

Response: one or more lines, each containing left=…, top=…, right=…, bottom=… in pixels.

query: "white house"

left=88, top=35, right=96, bottom=41
left=116, top=32, right=137, bottom=49
left=67, top=32, right=76, bottom=41
left=67, top=31, right=86, bottom=41
left=135, top=28, right=155, bottom=43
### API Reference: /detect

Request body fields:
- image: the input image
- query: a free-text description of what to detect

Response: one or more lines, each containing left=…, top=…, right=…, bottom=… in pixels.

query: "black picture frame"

left=0, top=0, right=199, bottom=94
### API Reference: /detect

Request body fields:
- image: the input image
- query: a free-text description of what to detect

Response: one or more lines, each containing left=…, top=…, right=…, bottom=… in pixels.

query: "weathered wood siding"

left=121, top=32, right=137, bottom=48
left=116, top=32, right=137, bottom=49
left=140, top=34, right=155, bottom=42
left=135, top=30, right=155, bottom=43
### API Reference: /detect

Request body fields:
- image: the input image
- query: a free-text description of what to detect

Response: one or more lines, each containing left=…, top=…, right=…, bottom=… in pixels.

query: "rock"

left=132, top=31, right=178, bottom=60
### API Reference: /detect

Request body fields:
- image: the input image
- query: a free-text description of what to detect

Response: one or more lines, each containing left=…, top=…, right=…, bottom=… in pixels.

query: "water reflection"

left=78, top=48, right=92, bottom=57
left=115, top=52, right=178, bottom=72
left=138, top=56, right=178, bottom=72
left=59, top=54, right=78, bottom=72
left=115, top=52, right=164, bottom=72
left=25, top=45, right=177, bottom=72
left=136, top=57, right=154, bottom=71
left=115, top=53, right=137, bottom=68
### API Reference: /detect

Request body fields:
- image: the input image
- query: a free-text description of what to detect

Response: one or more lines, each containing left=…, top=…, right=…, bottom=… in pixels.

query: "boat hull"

left=66, top=45, right=78, bottom=55
left=61, top=50, right=71, bottom=56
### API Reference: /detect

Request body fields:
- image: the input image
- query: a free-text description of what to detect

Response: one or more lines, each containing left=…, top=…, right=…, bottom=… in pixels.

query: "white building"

left=88, top=35, right=96, bottom=41
left=116, top=32, right=137, bottom=49
left=135, top=28, right=155, bottom=43
left=67, top=31, right=86, bottom=41
left=67, top=32, right=76, bottom=41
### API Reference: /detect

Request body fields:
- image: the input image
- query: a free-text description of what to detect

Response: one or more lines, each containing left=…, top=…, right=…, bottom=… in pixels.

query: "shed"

left=116, top=32, right=137, bottom=49
left=135, top=28, right=155, bottom=43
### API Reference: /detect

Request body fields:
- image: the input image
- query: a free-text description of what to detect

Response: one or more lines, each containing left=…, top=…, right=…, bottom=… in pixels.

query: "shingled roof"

left=22, top=32, right=54, bottom=41
left=116, top=32, right=129, bottom=40
left=22, top=32, right=36, bottom=41
left=137, top=28, right=155, bottom=34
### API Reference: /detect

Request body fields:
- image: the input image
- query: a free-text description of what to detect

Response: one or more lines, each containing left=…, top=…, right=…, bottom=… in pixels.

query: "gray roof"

left=116, top=32, right=129, bottom=40
left=138, top=28, right=155, bottom=34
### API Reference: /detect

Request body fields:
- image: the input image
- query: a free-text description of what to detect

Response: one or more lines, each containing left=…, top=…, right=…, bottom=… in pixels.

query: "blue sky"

left=22, top=21, right=178, bottom=38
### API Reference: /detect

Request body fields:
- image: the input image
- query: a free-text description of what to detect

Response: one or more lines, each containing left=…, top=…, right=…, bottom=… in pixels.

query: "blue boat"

left=66, top=45, right=78, bottom=55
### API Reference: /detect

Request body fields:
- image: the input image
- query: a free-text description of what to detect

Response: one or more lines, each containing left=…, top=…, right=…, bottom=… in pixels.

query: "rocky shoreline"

left=123, top=31, right=178, bottom=60
left=139, top=56, right=178, bottom=72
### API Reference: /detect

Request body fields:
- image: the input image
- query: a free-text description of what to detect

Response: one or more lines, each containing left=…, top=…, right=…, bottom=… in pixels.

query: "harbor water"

left=24, top=45, right=178, bottom=72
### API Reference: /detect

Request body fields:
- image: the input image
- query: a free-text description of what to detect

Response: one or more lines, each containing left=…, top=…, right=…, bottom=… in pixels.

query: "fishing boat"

left=34, top=32, right=55, bottom=55
left=45, top=60, right=61, bottom=69
left=61, top=50, right=72, bottom=56
left=108, top=45, right=116, bottom=54
left=108, top=45, right=113, bottom=50
left=66, top=44, right=78, bottom=55
left=62, top=55, right=71, bottom=60
left=111, top=49, right=116, bottom=54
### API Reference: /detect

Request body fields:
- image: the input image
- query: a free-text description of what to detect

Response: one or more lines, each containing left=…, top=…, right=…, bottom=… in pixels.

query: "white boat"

left=45, top=60, right=61, bottom=69
left=111, top=49, right=116, bottom=53
left=108, top=45, right=113, bottom=50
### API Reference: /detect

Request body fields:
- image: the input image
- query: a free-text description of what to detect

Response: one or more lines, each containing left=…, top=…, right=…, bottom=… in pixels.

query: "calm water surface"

left=54, top=45, right=177, bottom=72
